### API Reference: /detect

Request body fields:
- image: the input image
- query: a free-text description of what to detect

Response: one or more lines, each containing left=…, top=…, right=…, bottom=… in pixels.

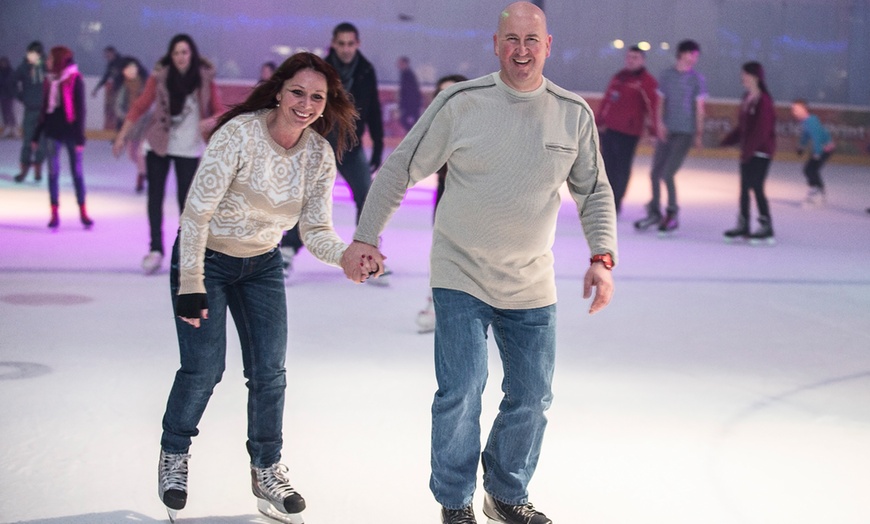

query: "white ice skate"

left=415, top=296, right=436, bottom=334
left=158, top=450, right=190, bottom=523
left=252, top=463, right=305, bottom=524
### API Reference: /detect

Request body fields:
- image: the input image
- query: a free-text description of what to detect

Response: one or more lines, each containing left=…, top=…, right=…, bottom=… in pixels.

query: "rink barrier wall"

left=64, top=78, right=870, bottom=166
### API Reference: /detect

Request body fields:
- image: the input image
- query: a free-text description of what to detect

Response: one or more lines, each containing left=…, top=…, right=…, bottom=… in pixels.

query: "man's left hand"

left=583, top=263, right=614, bottom=314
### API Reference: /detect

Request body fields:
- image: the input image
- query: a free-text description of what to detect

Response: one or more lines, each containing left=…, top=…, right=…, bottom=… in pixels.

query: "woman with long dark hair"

left=112, top=34, right=223, bottom=274
left=720, top=61, right=777, bottom=244
left=156, top=52, right=358, bottom=524
left=32, top=46, right=91, bottom=229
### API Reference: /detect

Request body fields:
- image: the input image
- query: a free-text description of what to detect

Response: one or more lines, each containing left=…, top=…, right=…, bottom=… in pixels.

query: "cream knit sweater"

left=179, top=110, right=347, bottom=295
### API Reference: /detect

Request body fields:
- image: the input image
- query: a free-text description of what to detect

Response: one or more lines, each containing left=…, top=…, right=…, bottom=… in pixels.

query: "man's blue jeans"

left=430, top=288, right=556, bottom=509
left=162, top=237, right=288, bottom=468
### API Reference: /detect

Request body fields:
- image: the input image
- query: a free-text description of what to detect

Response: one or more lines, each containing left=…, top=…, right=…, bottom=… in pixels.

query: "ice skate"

left=158, top=450, right=189, bottom=523
left=142, top=251, right=163, bottom=275
left=482, top=493, right=551, bottom=524
left=365, top=265, right=392, bottom=287
left=442, top=505, right=478, bottom=523
left=748, top=216, right=775, bottom=246
left=416, top=295, right=436, bottom=333
left=657, top=208, right=679, bottom=237
left=633, top=205, right=662, bottom=231
left=251, top=463, right=305, bottom=524
left=723, top=216, right=749, bottom=243
left=801, top=187, right=826, bottom=208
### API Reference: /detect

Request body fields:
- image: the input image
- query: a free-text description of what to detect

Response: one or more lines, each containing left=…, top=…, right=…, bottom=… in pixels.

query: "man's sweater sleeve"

left=567, top=101, right=619, bottom=265
left=354, top=91, right=455, bottom=246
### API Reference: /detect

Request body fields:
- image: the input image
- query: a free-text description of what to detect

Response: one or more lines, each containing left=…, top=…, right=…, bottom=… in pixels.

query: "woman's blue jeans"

left=162, top=237, right=288, bottom=468
left=430, top=288, right=556, bottom=509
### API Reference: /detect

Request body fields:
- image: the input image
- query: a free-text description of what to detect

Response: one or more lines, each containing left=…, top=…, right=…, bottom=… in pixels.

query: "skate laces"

left=159, top=451, right=190, bottom=492
left=443, top=506, right=477, bottom=524
left=256, top=463, right=299, bottom=499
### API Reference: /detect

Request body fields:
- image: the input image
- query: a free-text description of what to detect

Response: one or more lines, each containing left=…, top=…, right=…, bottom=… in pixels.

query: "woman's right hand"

left=175, top=293, right=209, bottom=328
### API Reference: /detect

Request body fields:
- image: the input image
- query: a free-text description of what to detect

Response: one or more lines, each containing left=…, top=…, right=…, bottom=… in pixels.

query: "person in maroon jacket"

left=720, top=61, right=776, bottom=244
left=595, top=45, right=660, bottom=215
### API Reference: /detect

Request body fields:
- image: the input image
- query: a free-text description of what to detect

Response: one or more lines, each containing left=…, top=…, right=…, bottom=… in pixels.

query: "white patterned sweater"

left=178, top=110, right=347, bottom=295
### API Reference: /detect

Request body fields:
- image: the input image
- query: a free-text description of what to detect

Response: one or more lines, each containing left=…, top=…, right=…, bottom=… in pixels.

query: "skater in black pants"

left=720, top=62, right=776, bottom=245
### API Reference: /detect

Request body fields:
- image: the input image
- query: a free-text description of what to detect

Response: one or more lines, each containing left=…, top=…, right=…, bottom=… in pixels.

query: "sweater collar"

left=492, top=72, right=547, bottom=99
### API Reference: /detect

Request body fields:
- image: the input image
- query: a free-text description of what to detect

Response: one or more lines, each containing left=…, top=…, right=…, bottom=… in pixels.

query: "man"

left=91, top=45, right=125, bottom=130
left=340, top=3, right=617, bottom=523
left=281, top=22, right=385, bottom=276
left=397, top=56, right=422, bottom=132
left=595, top=45, right=660, bottom=215
left=634, top=39, right=707, bottom=234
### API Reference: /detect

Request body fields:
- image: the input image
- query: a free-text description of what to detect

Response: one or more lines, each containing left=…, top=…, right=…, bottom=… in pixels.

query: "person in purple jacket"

left=720, top=62, right=776, bottom=244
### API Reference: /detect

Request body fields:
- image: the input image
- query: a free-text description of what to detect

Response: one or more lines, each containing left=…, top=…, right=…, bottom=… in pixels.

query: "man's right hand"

left=340, top=241, right=386, bottom=283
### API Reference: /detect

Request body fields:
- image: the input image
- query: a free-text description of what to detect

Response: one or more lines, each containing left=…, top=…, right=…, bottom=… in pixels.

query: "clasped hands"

left=340, top=240, right=387, bottom=284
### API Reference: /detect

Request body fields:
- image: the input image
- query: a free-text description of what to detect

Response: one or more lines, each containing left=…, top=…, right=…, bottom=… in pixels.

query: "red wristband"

left=590, top=253, right=613, bottom=270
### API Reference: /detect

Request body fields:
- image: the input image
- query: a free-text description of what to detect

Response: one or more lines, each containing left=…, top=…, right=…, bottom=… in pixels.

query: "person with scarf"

left=13, top=41, right=47, bottom=183
left=112, top=34, right=223, bottom=275
left=720, top=61, right=777, bottom=245
left=31, top=46, right=91, bottom=229
left=113, top=56, right=149, bottom=193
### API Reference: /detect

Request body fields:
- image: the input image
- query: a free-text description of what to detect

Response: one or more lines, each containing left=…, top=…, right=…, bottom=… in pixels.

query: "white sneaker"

left=142, top=251, right=164, bottom=275
left=415, top=296, right=436, bottom=334
left=280, top=247, right=296, bottom=280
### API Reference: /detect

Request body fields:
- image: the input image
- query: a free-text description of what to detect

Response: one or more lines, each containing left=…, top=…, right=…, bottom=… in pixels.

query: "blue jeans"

left=162, top=237, right=289, bottom=468
left=46, top=138, right=86, bottom=207
left=430, top=288, right=556, bottom=509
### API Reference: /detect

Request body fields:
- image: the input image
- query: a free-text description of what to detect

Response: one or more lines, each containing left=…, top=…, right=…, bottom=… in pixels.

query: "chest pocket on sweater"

left=544, top=143, right=577, bottom=154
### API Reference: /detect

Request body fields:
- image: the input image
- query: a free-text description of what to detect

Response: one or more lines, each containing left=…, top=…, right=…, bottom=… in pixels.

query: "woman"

left=112, top=34, right=223, bottom=275
left=113, top=56, right=149, bottom=192
left=157, top=52, right=358, bottom=524
left=31, top=46, right=91, bottom=229
left=13, top=41, right=46, bottom=183
left=720, top=61, right=776, bottom=244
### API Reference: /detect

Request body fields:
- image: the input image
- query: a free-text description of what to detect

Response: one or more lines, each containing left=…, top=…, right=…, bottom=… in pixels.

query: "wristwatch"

left=590, top=253, right=614, bottom=270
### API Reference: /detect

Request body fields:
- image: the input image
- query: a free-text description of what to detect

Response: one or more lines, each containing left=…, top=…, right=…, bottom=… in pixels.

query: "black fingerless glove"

left=175, top=293, right=208, bottom=319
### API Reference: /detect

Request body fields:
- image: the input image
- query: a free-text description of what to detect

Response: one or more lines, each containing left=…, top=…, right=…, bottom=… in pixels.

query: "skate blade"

left=257, top=498, right=304, bottom=524
left=166, top=507, right=178, bottom=523
left=749, top=238, right=776, bottom=246
left=723, top=236, right=747, bottom=244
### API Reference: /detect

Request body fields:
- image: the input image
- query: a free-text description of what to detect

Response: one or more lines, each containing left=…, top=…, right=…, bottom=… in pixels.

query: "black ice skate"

left=251, top=463, right=306, bottom=524
left=482, top=493, right=552, bottom=524
left=748, top=216, right=775, bottom=246
left=633, top=205, right=662, bottom=231
left=723, top=216, right=750, bottom=243
left=441, top=504, right=478, bottom=524
left=657, top=208, right=679, bottom=237
left=158, top=450, right=190, bottom=523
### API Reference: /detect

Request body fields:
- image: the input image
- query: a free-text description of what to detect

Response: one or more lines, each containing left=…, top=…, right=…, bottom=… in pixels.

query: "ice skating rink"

left=1, top=137, right=868, bottom=524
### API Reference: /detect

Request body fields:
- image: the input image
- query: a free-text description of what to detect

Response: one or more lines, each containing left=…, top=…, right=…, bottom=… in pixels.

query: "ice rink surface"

left=1, top=138, right=868, bottom=523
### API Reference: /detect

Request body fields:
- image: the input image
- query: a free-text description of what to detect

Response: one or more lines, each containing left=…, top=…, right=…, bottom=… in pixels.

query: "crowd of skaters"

left=0, top=4, right=865, bottom=523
